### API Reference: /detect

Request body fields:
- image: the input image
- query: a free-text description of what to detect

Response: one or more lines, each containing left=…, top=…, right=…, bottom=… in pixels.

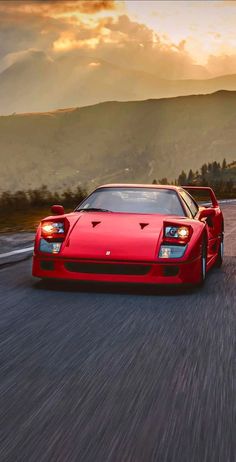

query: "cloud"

left=0, top=0, right=236, bottom=87
left=0, top=9, right=65, bottom=59
left=0, top=1, right=119, bottom=58
left=0, top=4, right=208, bottom=80
left=1, top=2, right=236, bottom=114
left=72, top=1, right=117, bottom=14
left=207, top=53, right=236, bottom=76
left=44, top=13, right=204, bottom=79
left=0, top=1, right=117, bottom=17
left=0, top=0, right=198, bottom=79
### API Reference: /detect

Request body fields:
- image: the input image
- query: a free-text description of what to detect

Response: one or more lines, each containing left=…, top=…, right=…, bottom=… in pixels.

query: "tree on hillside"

left=207, top=162, right=212, bottom=173
left=177, top=170, right=187, bottom=185
left=28, top=185, right=50, bottom=206
left=222, top=158, right=227, bottom=170
left=74, top=186, right=87, bottom=205
left=13, top=191, right=29, bottom=210
left=174, top=159, right=236, bottom=197
left=187, top=169, right=195, bottom=185
left=158, top=178, right=168, bottom=184
left=212, top=161, right=221, bottom=177
left=201, top=163, right=208, bottom=177
left=62, top=189, right=74, bottom=207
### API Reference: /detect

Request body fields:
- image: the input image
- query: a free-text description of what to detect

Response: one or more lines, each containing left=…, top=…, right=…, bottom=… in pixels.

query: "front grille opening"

left=40, top=260, right=55, bottom=271
left=163, top=266, right=179, bottom=277
left=65, top=262, right=151, bottom=276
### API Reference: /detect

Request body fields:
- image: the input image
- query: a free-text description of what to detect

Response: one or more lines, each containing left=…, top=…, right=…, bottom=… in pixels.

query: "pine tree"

left=201, top=164, right=208, bottom=177
left=187, top=169, right=194, bottom=185
left=158, top=177, right=168, bottom=185
left=222, top=158, right=227, bottom=170
left=212, top=161, right=220, bottom=177
left=178, top=171, right=187, bottom=185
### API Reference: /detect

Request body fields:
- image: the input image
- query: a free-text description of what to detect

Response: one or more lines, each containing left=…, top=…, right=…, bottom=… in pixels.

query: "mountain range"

left=1, top=50, right=236, bottom=115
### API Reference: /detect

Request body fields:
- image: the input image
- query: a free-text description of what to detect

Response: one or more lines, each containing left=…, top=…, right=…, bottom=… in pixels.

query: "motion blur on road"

left=0, top=203, right=235, bottom=462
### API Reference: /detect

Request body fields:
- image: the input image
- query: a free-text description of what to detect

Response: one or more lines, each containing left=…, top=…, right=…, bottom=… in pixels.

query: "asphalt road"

left=0, top=204, right=235, bottom=462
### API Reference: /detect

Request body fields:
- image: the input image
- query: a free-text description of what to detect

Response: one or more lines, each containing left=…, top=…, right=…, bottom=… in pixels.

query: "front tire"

left=199, top=237, right=207, bottom=286
left=215, top=234, right=224, bottom=267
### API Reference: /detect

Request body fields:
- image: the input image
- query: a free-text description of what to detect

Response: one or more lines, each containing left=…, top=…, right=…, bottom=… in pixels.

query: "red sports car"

left=32, top=184, right=224, bottom=286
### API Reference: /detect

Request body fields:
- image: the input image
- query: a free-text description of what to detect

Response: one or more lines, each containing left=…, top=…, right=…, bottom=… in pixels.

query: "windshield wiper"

left=76, top=207, right=112, bottom=212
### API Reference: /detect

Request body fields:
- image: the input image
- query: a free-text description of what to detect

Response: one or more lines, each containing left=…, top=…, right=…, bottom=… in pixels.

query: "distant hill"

left=0, top=90, right=236, bottom=192
left=1, top=50, right=236, bottom=114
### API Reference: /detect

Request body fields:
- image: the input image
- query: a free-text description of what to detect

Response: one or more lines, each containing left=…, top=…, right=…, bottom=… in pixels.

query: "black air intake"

left=65, top=262, right=151, bottom=275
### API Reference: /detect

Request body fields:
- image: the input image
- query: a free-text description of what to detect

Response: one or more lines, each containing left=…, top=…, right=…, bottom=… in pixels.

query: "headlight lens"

left=39, top=239, right=62, bottom=254
left=42, top=222, right=65, bottom=236
left=159, top=245, right=187, bottom=259
left=177, top=227, right=189, bottom=238
left=165, top=226, right=189, bottom=239
left=41, top=221, right=66, bottom=242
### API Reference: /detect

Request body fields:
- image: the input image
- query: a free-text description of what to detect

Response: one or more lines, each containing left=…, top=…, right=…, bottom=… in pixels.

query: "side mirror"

left=198, top=208, right=216, bottom=221
left=51, top=204, right=65, bottom=215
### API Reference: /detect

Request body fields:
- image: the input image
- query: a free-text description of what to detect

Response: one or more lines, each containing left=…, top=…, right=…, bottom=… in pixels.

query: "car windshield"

left=76, top=187, right=185, bottom=216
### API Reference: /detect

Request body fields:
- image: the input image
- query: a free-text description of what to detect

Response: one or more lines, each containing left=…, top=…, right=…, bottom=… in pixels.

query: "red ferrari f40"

left=32, top=184, right=224, bottom=287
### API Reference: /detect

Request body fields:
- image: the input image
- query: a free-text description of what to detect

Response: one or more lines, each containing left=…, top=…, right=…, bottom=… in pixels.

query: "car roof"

left=96, top=184, right=180, bottom=191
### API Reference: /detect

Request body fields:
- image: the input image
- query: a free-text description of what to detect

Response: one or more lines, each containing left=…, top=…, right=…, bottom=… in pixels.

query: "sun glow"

left=125, top=0, right=236, bottom=65
left=53, top=36, right=100, bottom=51
left=89, top=62, right=101, bottom=67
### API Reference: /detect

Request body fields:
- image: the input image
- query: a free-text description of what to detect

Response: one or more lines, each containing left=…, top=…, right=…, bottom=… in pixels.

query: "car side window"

left=180, top=190, right=198, bottom=218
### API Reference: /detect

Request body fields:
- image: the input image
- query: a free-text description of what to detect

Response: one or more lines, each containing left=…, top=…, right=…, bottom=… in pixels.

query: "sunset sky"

left=1, top=0, right=236, bottom=78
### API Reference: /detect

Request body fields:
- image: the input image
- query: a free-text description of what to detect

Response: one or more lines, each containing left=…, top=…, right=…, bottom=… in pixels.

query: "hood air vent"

left=139, top=223, right=149, bottom=230
left=91, top=221, right=101, bottom=228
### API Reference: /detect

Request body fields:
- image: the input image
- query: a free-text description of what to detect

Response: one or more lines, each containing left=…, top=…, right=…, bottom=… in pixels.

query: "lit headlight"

left=42, top=222, right=65, bottom=235
left=39, top=238, right=62, bottom=254
left=159, top=245, right=187, bottom=259
left=41, top=221, right=66, bottom=242
left=177, top=227, right=189, bottom=238
left=165, top=226, right=189, bottom=239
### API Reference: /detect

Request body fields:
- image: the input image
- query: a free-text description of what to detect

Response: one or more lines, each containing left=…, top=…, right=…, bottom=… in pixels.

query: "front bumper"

left=32, top=254, right=202, bottom=285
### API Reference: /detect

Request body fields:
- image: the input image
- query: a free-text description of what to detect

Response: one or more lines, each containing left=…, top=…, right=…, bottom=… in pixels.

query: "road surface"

left=0, top=204, right=235, bottom=462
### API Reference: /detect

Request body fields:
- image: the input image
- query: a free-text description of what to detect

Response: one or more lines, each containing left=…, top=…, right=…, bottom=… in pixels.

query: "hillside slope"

left=0, top=90, right=236, bottom=192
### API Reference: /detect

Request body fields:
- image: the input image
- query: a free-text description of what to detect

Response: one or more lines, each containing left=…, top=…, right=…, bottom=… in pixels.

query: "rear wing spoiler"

left=182, top=186, right=219, bottom=207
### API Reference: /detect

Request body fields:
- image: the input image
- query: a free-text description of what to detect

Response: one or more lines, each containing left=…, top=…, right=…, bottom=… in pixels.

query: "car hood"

left=62, top=212, right=180, bottom=261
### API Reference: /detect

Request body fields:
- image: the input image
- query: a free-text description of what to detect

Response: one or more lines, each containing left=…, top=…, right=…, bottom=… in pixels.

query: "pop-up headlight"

left=41, top=221, right=66, bottom=240
left=165, top=226, right=190, bottom=239
left=39, top=219, right=68, bottom=253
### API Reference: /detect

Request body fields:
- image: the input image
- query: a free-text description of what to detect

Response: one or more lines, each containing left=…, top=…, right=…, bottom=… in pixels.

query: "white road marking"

left=201, top=199, right=236, bottom=206
left=219, top=199, right=236, bottom=204
left=0, top=246, right=34, bottom=259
